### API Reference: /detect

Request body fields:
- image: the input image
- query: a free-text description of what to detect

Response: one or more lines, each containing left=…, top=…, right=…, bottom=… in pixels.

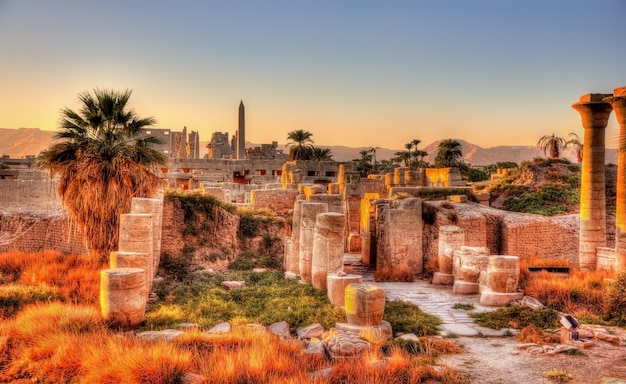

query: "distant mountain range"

left=1, top=127, right=618, bottom=166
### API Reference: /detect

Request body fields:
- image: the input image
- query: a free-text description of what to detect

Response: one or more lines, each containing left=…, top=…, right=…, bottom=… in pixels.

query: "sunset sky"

left=0, top=0, right=624, bottom=150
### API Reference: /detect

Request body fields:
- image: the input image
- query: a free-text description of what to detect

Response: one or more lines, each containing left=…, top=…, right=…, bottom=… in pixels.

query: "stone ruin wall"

left=0, top=176, right=63, bottom=213
left=250, top=189, right=299, bottom=214
left=0, top=211, right=86, bottom=255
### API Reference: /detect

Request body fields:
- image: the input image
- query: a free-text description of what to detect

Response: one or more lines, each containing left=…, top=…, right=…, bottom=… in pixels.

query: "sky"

left=0, top=0, right=624, bottom=150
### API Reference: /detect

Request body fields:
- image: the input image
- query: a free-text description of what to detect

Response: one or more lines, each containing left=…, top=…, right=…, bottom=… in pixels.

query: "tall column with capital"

left=572, top=94, right=613, bottom=270
left=604, top=87, right=626, bottom=270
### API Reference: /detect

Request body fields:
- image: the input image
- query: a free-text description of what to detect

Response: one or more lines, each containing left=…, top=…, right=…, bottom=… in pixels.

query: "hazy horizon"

left=1, top=1, right=624, bottom=149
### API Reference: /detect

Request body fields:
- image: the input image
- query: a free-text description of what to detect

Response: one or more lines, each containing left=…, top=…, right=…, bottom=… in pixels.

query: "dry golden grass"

left=424, top=256, right=439, bottom=278
left=374, top=266, right=416, bottom=282
left=522, top=267, right=612, bottom=315
left=0, top=250, right=101, bottom=310
left=515, top=324, right=560, bottom=345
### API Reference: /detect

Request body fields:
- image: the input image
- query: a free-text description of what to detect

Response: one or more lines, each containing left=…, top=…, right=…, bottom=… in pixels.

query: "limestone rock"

left=520, top=295, right=545, bottom=310
left=269, top=321, right=292, bottom=339
left=136, top=329, right=184, bottom=341
left=397, top=333, right=420, bottom=342
left=323, top=328, right=371, bottom=359
left=297, top=323, right=324, bottom=339
left=206, top=322, right=231, bottom=334
left=304, top=338, right=326, bottom=355
left=179, top=323, right=201, bottom=332
left=221, top=280, right=245, bottom=290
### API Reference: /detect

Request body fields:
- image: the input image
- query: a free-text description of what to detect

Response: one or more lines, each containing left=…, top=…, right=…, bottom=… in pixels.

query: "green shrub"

left=470, top=306, right=559, bottom=330
left=0, top=284, right=63, bottom=318
left=605, top=272, right=626, bottom=325
left=159, top=249, right=194, bottom=281
left=422, top=202, right=438, bottom=225
left=383, top=299, right=441, bottom=336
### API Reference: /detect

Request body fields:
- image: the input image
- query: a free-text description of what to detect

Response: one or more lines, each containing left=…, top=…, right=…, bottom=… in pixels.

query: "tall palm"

left=565, top=132, right=583, bottom=163
left=286, top=129, right=314, bottom=160
left=537, top=133, right=566, bottom=160
left=394, top=151, right=411, bottom=167
left=310, top=146, right=333, bottom=161
left=409, top=139, right=421, bottom=167
left=434, top=139, right=463, bottom=168
left=37, top=89, right=166, bottom=261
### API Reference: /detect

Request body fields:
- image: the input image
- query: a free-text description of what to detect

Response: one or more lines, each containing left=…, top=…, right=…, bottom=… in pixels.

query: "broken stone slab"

left=397, top=333, right=420, bottom=342
left=284, top=271, right=299, bottom=279
left=269, top=321, right=292, bottom=339
left=297, top=323, right=324, bottom=339
left=334, top=320, right=393, bottom=343
left=432, top=272, right=454, bottom=285
left=136, top=329, right=184, bottom=341
left=520, top=295, right=545, bottom=310
left=323, top=328, right=372, bottom=360
left=206, top=322, right=231, bottom=335
left=252, top=267, right=268, bottom=273
left=221, top=281, right=245, bottom=290
left=304, top=338, right=326, bottom=355
left=595, top=331, right=622, bottom=344
left=479, top=289, right=523, bottom=307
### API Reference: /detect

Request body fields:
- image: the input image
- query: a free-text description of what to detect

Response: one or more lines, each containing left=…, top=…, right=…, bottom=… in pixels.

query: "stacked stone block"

left=376, top=198, right=423, bottom=274
left=432, top=225, right=464, bottom=285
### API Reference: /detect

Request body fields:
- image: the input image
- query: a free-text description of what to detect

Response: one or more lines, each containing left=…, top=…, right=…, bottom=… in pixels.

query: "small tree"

left=565, top=132, right=583, bottom=163
left=286, top=129, right=314, bottom=160
left=434, top=139, right=463, bottom=168
left=537, top=134, right=566, bottom=160
left=310, top=147, right=333, bottom=161
left=37, top=88, right=166, bottom=261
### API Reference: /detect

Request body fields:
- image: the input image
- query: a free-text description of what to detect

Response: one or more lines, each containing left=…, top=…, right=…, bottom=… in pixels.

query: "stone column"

left=110, top=251, right=151, bottom=298
left=299, top=202, right=328, bottom=283
left=604, top=87, right=626, bottom=271
left=118, top=213, right=154, bottom=290
left=130, top=197, right=162, bottom=277
left=432, top=225, right=464, bottom=285
left=311, top=212, right=346, bottom=289
left=100, top=268, right=147, bottom=327
left=572, top=94, right=613, bottom=270
left=286, top=200, right=305, bottom=274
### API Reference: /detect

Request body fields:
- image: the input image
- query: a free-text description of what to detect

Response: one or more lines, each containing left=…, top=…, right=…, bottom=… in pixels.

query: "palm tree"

left=353, top=149, right=374, bottom=176
left=310, top=146, right=333, bottom=161
left=286, top=129, right=314, bottom=160
left=394, top=151, right=411, bottom=167
left=37, top=89, right=166, bottom=261
left=537, top=133, right=566, bottom=160
left=566, top=132, right=583, bottom=163
left=434, top=139, right=463, bottom=168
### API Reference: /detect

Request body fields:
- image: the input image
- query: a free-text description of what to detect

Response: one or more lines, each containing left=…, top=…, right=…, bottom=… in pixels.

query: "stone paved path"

left=344, top=254, right=516, bottom=338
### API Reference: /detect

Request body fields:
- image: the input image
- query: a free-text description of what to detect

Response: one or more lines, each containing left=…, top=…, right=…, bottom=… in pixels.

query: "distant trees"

left=286, top=129, right=332, bottom=161
left=36, top=88, right=166, bottom=262
left=537, top=134, right=566, bottom=160
left=310, top=146, right=333, bottom=161
left=434, top=139, right=463, bottom=168
left=393, top=139, right=428, bottom=170
left=353, top=148, right=374, bottom=177
left=566, top=132, right=583, bottom=163
left=287, top=129, right=314, bottom=160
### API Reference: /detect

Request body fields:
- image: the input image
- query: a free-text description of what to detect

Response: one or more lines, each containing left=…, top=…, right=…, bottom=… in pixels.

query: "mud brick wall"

left=0, top=179, right=63, bottom=212
left=250, top=189, right=298, bottom=214
left=499, top=213, right=579, bottom=264
left=0, top=211, right=86, bottom=254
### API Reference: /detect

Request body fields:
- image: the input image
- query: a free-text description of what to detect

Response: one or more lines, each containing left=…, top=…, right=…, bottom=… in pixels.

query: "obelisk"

left=237, top=100, right=246, bottom=159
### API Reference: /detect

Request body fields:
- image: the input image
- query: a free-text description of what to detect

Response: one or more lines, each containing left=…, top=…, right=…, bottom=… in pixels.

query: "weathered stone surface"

left=479, top=290, right=523, bottom=306
left=136, top=329, right=184, bottom=341
left=376, top=198, right=423, bottom=274
left=100, top=268, right=147, bottom=327
left=299, top=202, right=328, bottom=283
left=397, top=333, right=420, bottom=342
left=206, top=322, right=231, bottom=334
left=438, top=225, right=465, bottom=275
left=452, top=246, right=489, bottom=294
left=312, top=212, right=346, bottom=289
left=130, top=197, right=163, bottom=278
left=334, top=320, right=392, bottom=343
left=520, top=295, right=545, bottom=310
left=250, top=189, right=298, bottom=214
left=327, top=273, right=363, bottom=307
left=297, top=323, right=324, bottom=339
left=118, top=213, right=154, bottom=290
left=345, top=283, right=386, bottom=326
left=323, top=328, right=371, bottom=359
left=269, top=321, right=292, bottom=339
left=485, top=255, right=520, bottom=293
left=448, top=195, right=468, bottom=203
left=594, top=330, right=621, bottom=344
left=309, top=194, right=342, bottom=213
left=221, top=280, right=245, bottom=290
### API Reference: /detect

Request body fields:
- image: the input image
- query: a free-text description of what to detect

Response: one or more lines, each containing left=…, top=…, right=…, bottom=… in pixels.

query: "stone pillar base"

left=453, top=280, right=479, bottom=294
left=335, top=320, right=393, bottom=343
left=432, top=272, right=454, bottom=285
left=327, top=273, right=363, bottom=307
left=479, top=289, right=523, bottom=306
